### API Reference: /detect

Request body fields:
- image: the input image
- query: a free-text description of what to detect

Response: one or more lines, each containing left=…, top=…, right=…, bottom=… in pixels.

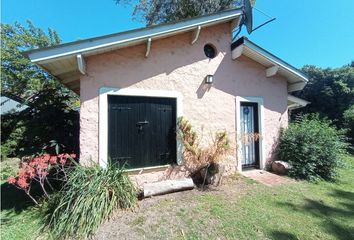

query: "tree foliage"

left=1, top=88, right=80, bottom=158
left=293, top=64, right=354, bottom=144
left=343, top=104, right=354, bottom=146
left=1, top=22, right=79, bottom=158
left=1, top=21, right=65, bottom=101
left=116, top=0, right=255, bottom=26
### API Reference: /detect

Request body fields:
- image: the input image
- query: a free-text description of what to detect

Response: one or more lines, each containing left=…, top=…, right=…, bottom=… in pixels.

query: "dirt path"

left=93, top=176, right=251, bottom=240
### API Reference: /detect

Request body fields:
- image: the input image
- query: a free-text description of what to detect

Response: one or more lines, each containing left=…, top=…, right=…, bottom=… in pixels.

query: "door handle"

left=136, top=121, right=149, bottom=131
left=136, top=121, right=149, bottom=125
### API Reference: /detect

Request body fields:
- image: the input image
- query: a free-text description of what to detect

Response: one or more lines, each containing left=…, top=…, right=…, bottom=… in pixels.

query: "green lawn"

left=1, top=182, right=44, bottom=240
left=1, top=155, right=354, bottom=240
left=1, top=158, right=46, bottom=240
left=180, top=155, right=354, bottom=240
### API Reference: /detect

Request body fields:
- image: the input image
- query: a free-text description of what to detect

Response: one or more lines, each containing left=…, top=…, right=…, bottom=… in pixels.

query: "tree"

left=293, top=64, right=354, bottom=144
left=1, top=22, right=79, bottom=158
left=1, top=21, right=69, bottom=102
left=343, top=105, right=354, bottom=146
left=116, top=0, right=256, bottom=26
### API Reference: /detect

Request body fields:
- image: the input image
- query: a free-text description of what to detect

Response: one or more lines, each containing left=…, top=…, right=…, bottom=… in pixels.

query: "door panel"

left=108, top=96, right=176, bottom=169
left=240, top=102, right=259, bottom=168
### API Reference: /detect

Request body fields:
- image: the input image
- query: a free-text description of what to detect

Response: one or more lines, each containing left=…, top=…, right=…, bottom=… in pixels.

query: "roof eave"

left=288, top=94, right=310, bottom=110
left=231, top=37, right=308, bottom=92
left=24, top=9, right=242, bottom=63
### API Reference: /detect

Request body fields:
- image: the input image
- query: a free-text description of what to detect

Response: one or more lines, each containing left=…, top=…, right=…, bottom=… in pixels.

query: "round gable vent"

left=204, top=44, right=217, bottom=59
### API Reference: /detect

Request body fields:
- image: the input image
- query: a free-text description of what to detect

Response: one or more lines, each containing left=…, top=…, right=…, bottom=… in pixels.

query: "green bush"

left=343, top=105, right=354, bottom=146
left=1, top=88, right=79, bottom=158
left=44, top=162, right=137, bottom=239
left=0, top=158, right=20, bottom=181
left=278, top=115, right=348, bottom=181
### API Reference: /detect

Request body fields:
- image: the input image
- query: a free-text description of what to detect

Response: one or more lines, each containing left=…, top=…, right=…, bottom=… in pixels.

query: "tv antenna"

left=233, top=0, right=276, bottom=39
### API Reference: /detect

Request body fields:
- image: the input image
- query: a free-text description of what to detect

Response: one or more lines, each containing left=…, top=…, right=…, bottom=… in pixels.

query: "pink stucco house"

left=25, top=9, right=308, bottom=184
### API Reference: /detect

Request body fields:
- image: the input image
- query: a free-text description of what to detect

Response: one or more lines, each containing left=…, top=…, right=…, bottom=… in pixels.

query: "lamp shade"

left=205, top=75, right=213, bottom=84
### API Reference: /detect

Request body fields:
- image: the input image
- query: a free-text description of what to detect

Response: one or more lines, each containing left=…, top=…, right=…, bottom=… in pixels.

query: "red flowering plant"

left=7, top=153, right=76, bottom=205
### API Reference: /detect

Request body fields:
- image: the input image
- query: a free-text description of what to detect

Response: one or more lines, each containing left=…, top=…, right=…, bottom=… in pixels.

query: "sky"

left=1, top=0, right=353, bottom=68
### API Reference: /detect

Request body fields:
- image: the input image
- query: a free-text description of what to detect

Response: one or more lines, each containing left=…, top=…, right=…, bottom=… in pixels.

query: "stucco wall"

left=79, top=23, right=288, bottom=177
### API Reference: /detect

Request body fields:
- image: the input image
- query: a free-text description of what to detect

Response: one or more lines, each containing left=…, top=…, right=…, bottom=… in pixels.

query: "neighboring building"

left=25, top=9, right=309, bottom=184
left=1, top=96, right=27, bottom=115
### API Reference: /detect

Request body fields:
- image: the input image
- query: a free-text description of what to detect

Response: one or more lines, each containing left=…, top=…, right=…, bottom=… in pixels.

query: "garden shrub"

left=1, top=88, right=79, bottom=158
left=44, top=162, right=137, bottom=239
left=277, top=114, right=348, bottom=181
left=343, top=104, right=354, bottom=146
left=0, top=158, right=19, bottom=181
left=7, top=153, right=76, bottom=205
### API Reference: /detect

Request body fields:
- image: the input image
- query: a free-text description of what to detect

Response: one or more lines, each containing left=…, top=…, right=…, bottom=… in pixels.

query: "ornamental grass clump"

left=278, top=114, right=348, bottom=181
left=44, top=162, right=137, bottom=239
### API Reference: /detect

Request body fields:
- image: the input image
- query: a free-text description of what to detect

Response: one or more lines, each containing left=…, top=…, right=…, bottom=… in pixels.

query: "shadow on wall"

left=196, top=77, right=212, bottom=99
left=81, top=25, right=227, bottom=103
left=266, top=127, right=284, bottom=166
left=274, top=189, right=354, bottom=240
left=212, top=54, right=288, bottom=116
left=83, top=24, right=288, bottom=121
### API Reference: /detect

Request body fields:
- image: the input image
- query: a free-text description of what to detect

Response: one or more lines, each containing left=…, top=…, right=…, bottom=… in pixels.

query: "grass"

left=1, top=179, right=46, bottom=240
left=1, top=158, right=43, bottom=240
left=0, top=158, right=20, bottom=181
left=179, top=155, right=354, bottom=240
left=1, top=155, right=354, bottom=239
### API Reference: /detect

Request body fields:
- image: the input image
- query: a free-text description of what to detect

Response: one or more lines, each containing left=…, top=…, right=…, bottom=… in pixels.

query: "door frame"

left=99, top=87, right=183, bottom=169
left=235, top=96, right=265, bottom=171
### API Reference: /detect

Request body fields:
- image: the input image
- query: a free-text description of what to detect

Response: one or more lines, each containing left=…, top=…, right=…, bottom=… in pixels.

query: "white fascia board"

left=26, top=10, right=242, bottom=63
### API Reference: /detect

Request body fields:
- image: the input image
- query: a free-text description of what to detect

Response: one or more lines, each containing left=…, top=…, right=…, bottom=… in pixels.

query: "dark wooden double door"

left=108, top=95, right=177, bottom=169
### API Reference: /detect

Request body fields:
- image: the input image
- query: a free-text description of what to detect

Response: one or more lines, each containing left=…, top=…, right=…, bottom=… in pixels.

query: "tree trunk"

left=143, top=178, right=194, bottom=198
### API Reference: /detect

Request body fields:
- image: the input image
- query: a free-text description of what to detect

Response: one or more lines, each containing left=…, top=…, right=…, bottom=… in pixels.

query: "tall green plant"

left=278, top=114, right=348, bottom=181
left=44, top=162, right=137, bottom=239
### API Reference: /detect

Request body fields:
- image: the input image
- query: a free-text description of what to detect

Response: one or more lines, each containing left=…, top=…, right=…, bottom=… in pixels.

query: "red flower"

left=7, top=176, right=16, bottom=184
left=26, top=166, right=36, bottom=179
left=29, top=158, right=39, bottom=167
left=18, top=168, right=27, bottom=177
left=59, top=157, right=66, bottom=165
left=17, top=177, right=29, bottom=189
left=49, top=155, right=57, bottom=164
left=42, top=154, right=50, bottom=162
left=70, top=153, right=76, bottom=158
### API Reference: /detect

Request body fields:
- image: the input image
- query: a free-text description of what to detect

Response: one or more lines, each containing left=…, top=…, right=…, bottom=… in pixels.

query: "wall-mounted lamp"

left=205, top=74, right=213, bottom=84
